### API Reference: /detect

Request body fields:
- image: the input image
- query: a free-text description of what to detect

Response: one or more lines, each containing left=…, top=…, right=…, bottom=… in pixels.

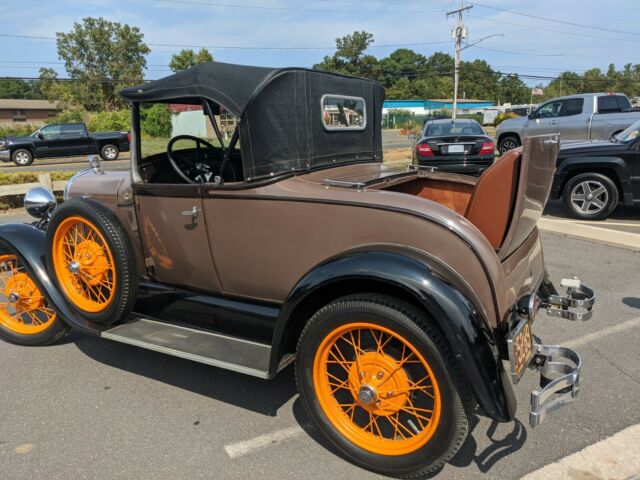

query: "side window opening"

left=321, top=95, right=366, bottom=131
left=561, top=98, right=584, bottom=117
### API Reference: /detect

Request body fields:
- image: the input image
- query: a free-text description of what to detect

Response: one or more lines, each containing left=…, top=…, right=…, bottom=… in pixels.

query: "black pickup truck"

left=551, top=119, right=640, bottom=219
left=0, top=123, right=130, bottom=166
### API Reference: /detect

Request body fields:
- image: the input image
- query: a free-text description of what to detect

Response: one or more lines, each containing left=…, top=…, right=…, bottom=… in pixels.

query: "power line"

left=469, top=1, right=640, bottom=37
left=463, top=43, right=564, bottom=57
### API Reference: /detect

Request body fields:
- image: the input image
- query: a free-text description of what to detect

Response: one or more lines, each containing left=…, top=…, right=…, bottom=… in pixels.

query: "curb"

left=538, top=217, right=640, bottom=252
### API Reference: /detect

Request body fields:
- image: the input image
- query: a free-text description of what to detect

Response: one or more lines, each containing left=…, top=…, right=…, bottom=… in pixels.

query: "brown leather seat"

left=465, top=148, right=522, bottom=249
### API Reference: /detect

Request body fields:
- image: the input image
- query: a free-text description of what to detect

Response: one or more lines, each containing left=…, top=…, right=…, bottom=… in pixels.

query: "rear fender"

left=273, top=251, right=516, bottom=422
left=553, top=156, right=630, bottom=199
left=0, top=223, right=101, bottom=335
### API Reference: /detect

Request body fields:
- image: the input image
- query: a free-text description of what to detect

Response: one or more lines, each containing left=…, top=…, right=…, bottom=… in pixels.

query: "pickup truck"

left=0, top=123, right=130, bottom=166
left=496, top=93, right=640, bottom=154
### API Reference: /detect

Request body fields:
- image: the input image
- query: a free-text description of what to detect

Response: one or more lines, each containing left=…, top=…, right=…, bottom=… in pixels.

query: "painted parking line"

left=521, top=423, right=640, bottom=480
left=565, top=316, right=640, bottom=349
left=224, top=425, right=305, bottom=459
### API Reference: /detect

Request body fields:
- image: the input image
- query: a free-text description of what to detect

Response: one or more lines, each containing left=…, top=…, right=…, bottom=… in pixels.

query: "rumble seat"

left=464, top=148, right=522, bottom=249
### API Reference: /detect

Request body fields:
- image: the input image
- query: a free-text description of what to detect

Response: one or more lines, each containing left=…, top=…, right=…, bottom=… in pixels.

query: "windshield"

left=614, top=120, right=640, bottom=143
left=425, top=122, right=484, bottom=136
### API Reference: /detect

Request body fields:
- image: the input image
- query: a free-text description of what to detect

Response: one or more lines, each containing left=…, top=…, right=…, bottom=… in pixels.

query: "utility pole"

left=447, top=2, right=472, bottom=119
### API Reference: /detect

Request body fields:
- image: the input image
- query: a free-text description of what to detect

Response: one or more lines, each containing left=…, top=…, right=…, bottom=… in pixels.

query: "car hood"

left=559, top=138, right=628, bottom=155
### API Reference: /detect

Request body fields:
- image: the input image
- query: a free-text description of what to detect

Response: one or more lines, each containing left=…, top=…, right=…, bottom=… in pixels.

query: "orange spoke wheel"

left=313, top=323, right=442, bottom=456
left=0, top=254, right=57, bottom=335
left=52, top=216, right=116, bottom=313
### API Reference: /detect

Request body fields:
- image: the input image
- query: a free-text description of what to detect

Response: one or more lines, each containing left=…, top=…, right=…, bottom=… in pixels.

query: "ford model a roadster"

left=0, top=62, right=594, bottom=476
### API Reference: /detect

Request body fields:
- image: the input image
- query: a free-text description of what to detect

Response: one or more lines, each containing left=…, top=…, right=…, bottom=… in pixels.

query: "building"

left=0, top=99, right=60, bottom=127
left=383, top=98, right=494, bottom=115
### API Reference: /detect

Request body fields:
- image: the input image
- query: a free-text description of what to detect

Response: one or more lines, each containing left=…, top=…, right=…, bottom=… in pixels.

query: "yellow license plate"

left=508, top=318, right=533, bottom=382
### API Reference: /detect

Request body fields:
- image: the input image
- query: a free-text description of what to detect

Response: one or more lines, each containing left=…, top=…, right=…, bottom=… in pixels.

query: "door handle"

left=181, top=206, right=201, bottom=219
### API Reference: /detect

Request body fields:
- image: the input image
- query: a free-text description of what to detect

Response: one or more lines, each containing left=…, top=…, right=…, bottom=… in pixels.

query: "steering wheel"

left=166, top=135, right=235, bottom=184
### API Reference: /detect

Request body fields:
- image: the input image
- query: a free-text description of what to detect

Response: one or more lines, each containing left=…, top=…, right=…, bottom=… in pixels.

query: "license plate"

left=448, top=144, right=464, bottom=153
left=507, top=318, right=534, bottom=383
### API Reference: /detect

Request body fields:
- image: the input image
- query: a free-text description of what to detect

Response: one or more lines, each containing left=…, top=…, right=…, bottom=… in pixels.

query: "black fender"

left=0, top=223, right=102, bottom=335
left=552, top=156, right=630, bottom=200
left=272, top=251, right=516, bottom=422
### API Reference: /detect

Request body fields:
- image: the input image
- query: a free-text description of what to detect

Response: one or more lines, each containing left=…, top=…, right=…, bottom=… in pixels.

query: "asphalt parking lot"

left=0, top=231, right=639, bottom=480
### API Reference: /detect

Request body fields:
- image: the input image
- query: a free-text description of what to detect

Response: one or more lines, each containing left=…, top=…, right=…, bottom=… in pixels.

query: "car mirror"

left=36, top=132, right=44, bottom=140
left=527, top=112, right=535, bottom=119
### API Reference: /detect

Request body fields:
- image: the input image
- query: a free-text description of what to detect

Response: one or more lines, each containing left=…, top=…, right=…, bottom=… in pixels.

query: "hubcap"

left=105, top=147, right=116, bottom=159
left=358, top=385, right=377, bottom=406
left=15, top=152, right=29, bottom=164
left=68, top=261, right=80, bottom=274
left=571, top=180, right=608, bottom=214
left=500, top=140, right=516, bottom=153
left=8, top=292, right=20, bottom=303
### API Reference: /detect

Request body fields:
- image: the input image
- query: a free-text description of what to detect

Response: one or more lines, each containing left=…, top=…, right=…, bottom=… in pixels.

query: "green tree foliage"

left=313, top=31, right=378, bottom=77
left=141, top=103, right=172, bottom=137
left=543, top=63, right=640, bottom=100
left=87, top=109, right=130, bottom=132
left=0, top=79, right=42, bottom=99
left=38, top=68, right=79, bottom=110
left=170, top=48, right=213, bottom=72
left=56, top=17, right=150, bottom=111
left=46, top=109, right=86, bottom=125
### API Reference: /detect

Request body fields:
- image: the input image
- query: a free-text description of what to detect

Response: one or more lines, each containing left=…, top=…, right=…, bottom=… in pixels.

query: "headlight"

left=24, top=187, right=57, bottom=219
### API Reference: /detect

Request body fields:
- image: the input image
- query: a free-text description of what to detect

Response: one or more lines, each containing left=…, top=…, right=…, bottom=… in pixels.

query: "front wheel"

left=100, top=144, right=119, bottom=161
left=296, top=294, right=470, bottom=477
left=12, top=149, right=34, bottom=166
left=0, top=253, right=67, bottom=346
left=498, top=135, right=520, bottom=155
left=562, top=172, right=618, bottom=220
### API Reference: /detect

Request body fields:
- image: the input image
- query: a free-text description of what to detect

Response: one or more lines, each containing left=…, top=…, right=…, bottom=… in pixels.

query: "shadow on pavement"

left=622, top=297, right=640, bottom=309
left=292, top=400, right=527, bottom=479
left=71, top=330, right=297, bottom=417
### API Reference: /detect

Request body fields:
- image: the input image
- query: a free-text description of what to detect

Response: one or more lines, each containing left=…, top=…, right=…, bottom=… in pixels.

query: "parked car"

left=551, top=119, right=640, bottom=220
left=412, top=118, right=495, bottom=175
left=0, top=122, right=130, bottom=166
left=0, top=62, right=595, bottom=477
left=496, top=92, right=640, bottom=154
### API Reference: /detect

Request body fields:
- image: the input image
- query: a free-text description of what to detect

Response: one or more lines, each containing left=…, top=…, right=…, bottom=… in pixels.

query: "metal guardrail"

left=0, top=173, right=66, bottom=197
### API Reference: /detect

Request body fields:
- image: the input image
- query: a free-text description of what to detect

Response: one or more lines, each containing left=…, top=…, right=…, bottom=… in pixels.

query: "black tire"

left=562, top=172, right=618, bottom=220
left=45, top=198, right=138, bottom=325
left=498, top=135, right=520, bottom=155
left=12, top=148, right=34, bottom=166
left=296, top=294, right=470, bottom=478
left=100, top=144, right=119, bottom=161
left=0, top=251, right=68, bottom=346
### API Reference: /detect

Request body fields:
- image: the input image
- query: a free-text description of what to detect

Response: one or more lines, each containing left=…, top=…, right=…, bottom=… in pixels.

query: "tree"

left=496, top=74, right=530, bottom=104
left=56, top=17, right=150, bottom=111
left=170, top=48, right=213, bottom=72
left=313, top=31, right=378, bottom=77
left=0, top=79, right=42, bottom=100
left=37, top=68, right=79, bottom=110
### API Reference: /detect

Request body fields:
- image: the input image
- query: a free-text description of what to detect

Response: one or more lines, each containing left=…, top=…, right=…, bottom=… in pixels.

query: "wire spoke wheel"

left=313, top=322, right=442, bottom=456
left=0, top=254, right=57, bottom=335
left=52, top=216, right=116, bottom=313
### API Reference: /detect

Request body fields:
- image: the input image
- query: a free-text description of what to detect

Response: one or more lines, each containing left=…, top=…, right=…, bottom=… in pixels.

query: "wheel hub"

left=4, top=273, right=44, bottom=313
left=72, top=239, right=109, bottom=286
left=348, top=351, right=410, bottom=416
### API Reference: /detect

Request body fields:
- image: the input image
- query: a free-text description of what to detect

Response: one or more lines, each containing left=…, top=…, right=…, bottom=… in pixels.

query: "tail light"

left=417, top=143, right=433, bottom=157
left=480, top=141, right=494, bottom=154
left=127, top=132, right=132, bottom=142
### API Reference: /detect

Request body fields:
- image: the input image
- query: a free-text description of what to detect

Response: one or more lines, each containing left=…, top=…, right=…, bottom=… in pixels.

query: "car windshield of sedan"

left=614, top=120, right=640, bottom=143
left=425, top=122, right=484, bottom=136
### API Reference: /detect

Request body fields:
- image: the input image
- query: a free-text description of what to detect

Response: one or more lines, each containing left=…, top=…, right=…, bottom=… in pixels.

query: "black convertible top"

left=121, top=62, right=385, bottom=180
left=121, top=62, right=279, bottom=117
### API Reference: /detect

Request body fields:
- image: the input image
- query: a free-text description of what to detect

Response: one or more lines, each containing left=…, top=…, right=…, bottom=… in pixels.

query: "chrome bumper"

left=0, top=150, right=10, bottom=162
left=509, top=277, right=594, bottom=427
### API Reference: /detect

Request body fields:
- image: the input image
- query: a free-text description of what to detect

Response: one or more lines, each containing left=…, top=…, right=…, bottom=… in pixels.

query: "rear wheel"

left=100, top=144, right=119, bottom=161
left=46, top=198, right=137, bottom=325
left=12, top=149, right=33, bottom=167
left=0, top=253, right=67, bottom=346
left=562, top=172, right=618, bottom=220
left=498, top=135, right=520, bottom=155
left=296, top=294, right=470, bottom=477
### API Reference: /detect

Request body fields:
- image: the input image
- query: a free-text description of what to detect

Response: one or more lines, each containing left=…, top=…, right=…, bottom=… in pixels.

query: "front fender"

left=0, top=223, right=100, bottom=335
left=273, top=251, right=516, bottom=422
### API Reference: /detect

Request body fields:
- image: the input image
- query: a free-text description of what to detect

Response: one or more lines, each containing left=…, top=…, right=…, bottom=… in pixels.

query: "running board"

left=102, top=318, right=271, bottom=379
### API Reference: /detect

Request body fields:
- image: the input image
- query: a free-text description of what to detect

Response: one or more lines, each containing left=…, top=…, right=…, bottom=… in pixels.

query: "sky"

left=1, top=0, right=638, bottom=87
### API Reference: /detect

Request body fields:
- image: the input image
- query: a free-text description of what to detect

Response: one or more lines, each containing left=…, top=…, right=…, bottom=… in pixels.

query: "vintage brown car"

left=0, top=62, right=595, bottom=477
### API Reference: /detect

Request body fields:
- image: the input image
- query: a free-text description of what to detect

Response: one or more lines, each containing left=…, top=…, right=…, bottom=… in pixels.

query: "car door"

left=58, top=124, right=90, bottom=156
left=134, top=184, right=223, bottom=293
left=34, top=124, right=62, bottom=156
left=527, top=100, right=563, bottom=136
left=554, top=97, right=590, bottom=140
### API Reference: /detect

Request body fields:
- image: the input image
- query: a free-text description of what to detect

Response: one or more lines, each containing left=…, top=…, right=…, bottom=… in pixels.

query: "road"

left=0, top=230, right=639, bottom=480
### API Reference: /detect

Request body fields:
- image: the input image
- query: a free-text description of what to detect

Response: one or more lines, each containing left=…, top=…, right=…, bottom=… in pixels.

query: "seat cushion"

left=465, top=148, right=521, bottom=249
